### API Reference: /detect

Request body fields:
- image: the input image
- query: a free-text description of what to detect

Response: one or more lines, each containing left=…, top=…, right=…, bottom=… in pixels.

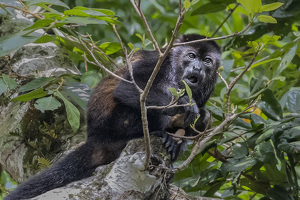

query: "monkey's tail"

left=4, top=138, right=126, bottom=200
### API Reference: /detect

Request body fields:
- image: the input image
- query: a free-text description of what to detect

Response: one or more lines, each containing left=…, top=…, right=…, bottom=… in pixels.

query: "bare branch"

left=130, top=0, right=162, bottom=54
left=226, top=52, right=258, bottom=119
left=130, top=0, right=187, bottom=169
left=92, top=46, right=120, bottom=68
left=80, top=39, right=132, bottom=84
left=147, top=103, right=188, bottom=110
left=18, top=0, right=28, bottom=10
left=112, top=24, right=143, bottom=93
left=218, top=72, right=229, bottom=89
left=173, top=22, right=252, bottom=47
left=211, top=3, right=240, bottom=37
left=171, top=113, right=238, bottom=173
left=1, top=3, right=43, bottom=19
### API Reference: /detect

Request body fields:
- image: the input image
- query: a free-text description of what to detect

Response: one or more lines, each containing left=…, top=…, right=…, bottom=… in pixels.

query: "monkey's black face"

left=179, top=46, right=221, bottom=89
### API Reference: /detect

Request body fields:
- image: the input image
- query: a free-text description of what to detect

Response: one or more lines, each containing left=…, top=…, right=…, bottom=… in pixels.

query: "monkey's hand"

left=163, top=129, right=185, bottom=161
left=163, top=95, right=199, bottom=128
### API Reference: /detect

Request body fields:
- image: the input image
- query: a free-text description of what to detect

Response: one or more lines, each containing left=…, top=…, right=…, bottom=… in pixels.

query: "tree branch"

left=80, top=39, right=132, bottom=84
left=226, top=52, right=258, bottom=119
left=130, top=0, right=186, bottom=169
left=173, top=22, right=252, bottom=47
left=171, top=113, right=238, bottom=173
left=1, top=3, right=43, bottom=19
left=211, top=3, right=240, bottom=37
left=112, top=24, right=143, bottom=93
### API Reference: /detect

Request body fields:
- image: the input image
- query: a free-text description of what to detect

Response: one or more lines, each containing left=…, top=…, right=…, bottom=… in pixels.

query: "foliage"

left=0, top=0, right=300, bottom=199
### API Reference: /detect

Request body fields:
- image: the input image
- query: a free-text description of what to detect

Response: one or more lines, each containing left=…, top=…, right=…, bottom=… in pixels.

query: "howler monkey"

left=5, top=34, right=221, bottom=200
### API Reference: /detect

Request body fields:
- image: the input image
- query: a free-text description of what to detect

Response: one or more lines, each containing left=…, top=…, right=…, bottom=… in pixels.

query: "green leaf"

left=237, top=0, right=261, bottom=13
left=251, top=57, right=281, bottom=69
left=55, top=91, right=80, bottom=133
left=259, top=3, right=284, bottom=12
left=232, top=142, right=248, bottom=159
left=250, top=113, right=265, bottom=129
left=236, top=0, right=252, bottom=13
left=24, top=19, right=55, bottom=31
left=184, top=0, right=191, bottom=10
left=222, top=157, right=257, bottom=173
left=275, top=42, right=298, bottom=77
left=258, top=15, right=277, bottom=23
left=260, top=89, right=283, bottom=121
left=99, top=42, right=122, bottom=55
left=191, top=2, right=226, bottom=15
left=11, top=88, right=48, bottom=102
left=168, top=88, right=184, bottom=100
left=64, top=7, right=120, bottom=25
left=2, top=74, right=17, bottom=90
left=267, top=185, right=294, bottom=200
left=233, top=117, right=252, bottom=129
left=253, top=141, right=277, bottom=164
left=135, top=33, right=144, bottom=42
left=34, top=35, right=56, bottom=44
left=19, top=77, right=57, bottom=92
left=0, top=31, right=41, bottom=57
left=27, top=0, right=70, bottom=9
left=182, top=80, right=192, bottom=101
left=256, top=129, right=274, bottom=144
left=34, top=96, right=61, bottom=112
left=271, top=76, right=286, bottom=82
left=250, top=76, right=266, bottom=95
left=286, top=90, right=300, bottom=113
left=63, top=82, right=92, bottom=111
left=0, top=78, right=8, bottom=95
left=128, top=43, right=135, bottom=50
left=66, top=7, right=115, bottom=16
left=81, top=71, right=102, bottom=88
left=252, top=0, right=262, bottom=12
left=58, top=17, right=107, bottom=25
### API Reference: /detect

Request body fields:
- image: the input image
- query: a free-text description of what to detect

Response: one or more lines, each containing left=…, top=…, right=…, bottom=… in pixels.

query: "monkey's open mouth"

left=188, top=76, right=198, bottom=84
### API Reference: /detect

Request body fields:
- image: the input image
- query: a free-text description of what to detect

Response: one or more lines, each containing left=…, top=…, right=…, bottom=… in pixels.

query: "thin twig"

left=112, top=24, right=143, bottom=93
left=211, top=3, right=240, bottom=37
left=166, top=127, right=215, bottom=140
left=226, top=52, right=258, bottom=119
left=94, top=46, right=120, bottom=68
left=218, top=72, right=229, bottom=89
left=146, top=102, right=190, bottom=110
left=130, top=0, right=162, bottom=55
left=173, top=22, right=252, bottom=47
left=80, top=39, right=132, bottom=83
left=1, top=4, right=43, bottom=19
left=169, top=113, right=238, bottom=173
left=18, top=0, right=28, bottom=10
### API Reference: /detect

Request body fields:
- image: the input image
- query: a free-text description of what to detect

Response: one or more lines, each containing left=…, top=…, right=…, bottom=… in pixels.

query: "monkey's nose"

left=193, top=65, right=201, bottom=71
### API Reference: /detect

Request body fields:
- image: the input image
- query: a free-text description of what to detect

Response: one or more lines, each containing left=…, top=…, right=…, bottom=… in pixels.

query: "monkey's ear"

left=175, top=35, right=185, bottom=43
left=176, top=34, right=207, bottom=43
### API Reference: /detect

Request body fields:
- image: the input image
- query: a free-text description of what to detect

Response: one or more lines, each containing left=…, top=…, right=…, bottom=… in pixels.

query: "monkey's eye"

left=203, top=57, right=212, bottom=64
left=187, top=53, right=196, bottom=59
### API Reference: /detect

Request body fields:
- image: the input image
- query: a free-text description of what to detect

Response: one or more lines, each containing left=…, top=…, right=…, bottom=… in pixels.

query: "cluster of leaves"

left=173, top=0, right=300, bottom=199
left=0, top=0, right=124, bottom=133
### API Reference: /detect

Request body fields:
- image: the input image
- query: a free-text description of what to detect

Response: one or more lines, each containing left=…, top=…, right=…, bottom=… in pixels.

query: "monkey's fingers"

left=161, top=129, right=185, bottom=161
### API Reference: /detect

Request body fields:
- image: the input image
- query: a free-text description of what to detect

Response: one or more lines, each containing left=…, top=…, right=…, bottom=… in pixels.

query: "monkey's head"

left=172, top=34, right=222, bottom=107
